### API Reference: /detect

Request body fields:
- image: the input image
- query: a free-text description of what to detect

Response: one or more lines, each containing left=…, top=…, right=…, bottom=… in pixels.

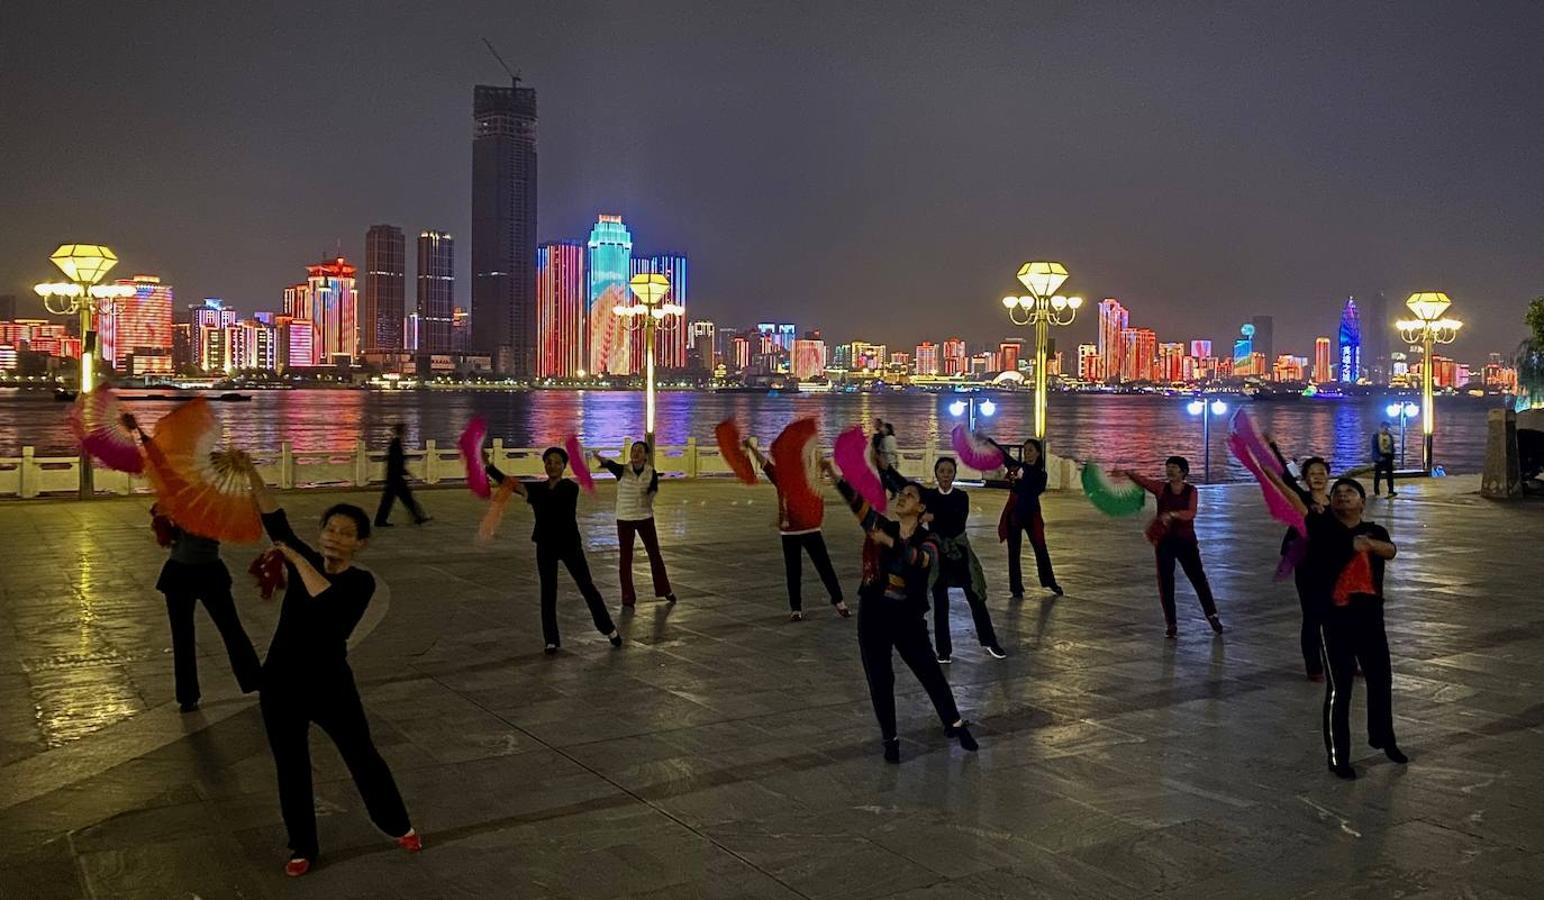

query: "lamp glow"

left=1405, top=292, right=1452, bottom=323
left=1002, top=262, right=1080, bottom=442
left=1397, top=292, right=1462, bottom=472
left=49, top=243, right=119, bottom=286
left=948, top=400, right=967, bottom=417
left=1403, top=402, right=1419, bottom=417
left=1002, top=296, right=1018, bottom=309
left=1050, top=295, right=1067, bottom=311
left=1210, top=399, right=1227, bottom=416
left=1015, top=261, right=1069, bottom=299
left=979, top=399, right=996, bottom=417
left=1386, top=403, right=1403, bottom=418
left=1187, top=399, right=1205, bottom=415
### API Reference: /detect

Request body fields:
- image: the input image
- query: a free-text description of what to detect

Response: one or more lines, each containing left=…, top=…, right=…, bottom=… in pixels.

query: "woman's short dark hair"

left=899, top=480, right=925, bottom=503
left=1332, top=477, right=1366, bottom=499
left=321, top=503, right=372, bottom=540
left=542, top=446, right=569, bottom=466
left=934, top=456, right=957, bottom=473
left=1302, top=456, right=1330, bottom=477
left=1166, top=455, right=1190, bottom=475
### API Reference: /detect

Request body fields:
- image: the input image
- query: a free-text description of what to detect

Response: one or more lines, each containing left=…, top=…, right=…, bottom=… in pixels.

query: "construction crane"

left=482, top=39, right=520, bottom=85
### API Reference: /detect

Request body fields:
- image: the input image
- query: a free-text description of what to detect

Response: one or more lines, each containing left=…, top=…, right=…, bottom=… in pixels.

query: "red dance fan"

left=715, top=419, right=758, bottom=485
left=249, top=548, right=287, bottom=600
left=143, top=397, right=263, bottom=544
left=69, top=388, right=144, bottom=474
left=564, top=434, right=595, bottom=494
left=950, top=425, right=1005, bottom=473
left=834, top=425, right=886, bottom=512
left=459, top=416, right=491, bottom=498
left=770, top=418, right=822, bottom=525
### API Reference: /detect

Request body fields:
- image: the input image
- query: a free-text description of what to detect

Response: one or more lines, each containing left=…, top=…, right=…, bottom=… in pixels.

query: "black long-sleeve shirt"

left=836, top=479, right=937, bottom=611
left=920, top=486, right=970, bottom=539
left=386, top=437, right=407, bottom=481
left=1304, top=511, right=1391, bottom=609
left=487, top=465, right=582, bottom=547
left=1008, top=465, right=1047, bottom=520
left=261, top=509, right=375, bottom=675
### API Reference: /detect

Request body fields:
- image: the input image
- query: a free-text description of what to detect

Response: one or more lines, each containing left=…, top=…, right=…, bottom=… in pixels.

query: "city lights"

left=1185, top=396, right=1228, bottom=483
left=619, top=271, right=683, bottom=442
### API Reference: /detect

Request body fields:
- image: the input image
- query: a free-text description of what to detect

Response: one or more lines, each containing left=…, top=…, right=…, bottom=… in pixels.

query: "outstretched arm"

left=482, top=451, right=527, bottom=497
left=1261, top=464, right=1310, bottom=517
left=1120, top=469, right=1163, bottom=495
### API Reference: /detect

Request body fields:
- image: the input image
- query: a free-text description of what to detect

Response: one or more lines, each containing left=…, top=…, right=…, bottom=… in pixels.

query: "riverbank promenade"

left=0, top=476, right=1540, bottom=898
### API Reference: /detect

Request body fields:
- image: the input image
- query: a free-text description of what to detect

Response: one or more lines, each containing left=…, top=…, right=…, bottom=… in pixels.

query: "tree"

left=1519, top=297, right=1544, bottom=409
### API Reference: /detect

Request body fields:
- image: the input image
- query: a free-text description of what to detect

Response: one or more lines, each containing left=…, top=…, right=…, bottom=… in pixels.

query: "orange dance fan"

left=143, top=397, right=263, bottom=544
left=715, top=419, right=758, bottom=485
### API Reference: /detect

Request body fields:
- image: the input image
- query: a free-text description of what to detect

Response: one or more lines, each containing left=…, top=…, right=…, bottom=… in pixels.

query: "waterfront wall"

left=0, top=439, right=1079, bottom=499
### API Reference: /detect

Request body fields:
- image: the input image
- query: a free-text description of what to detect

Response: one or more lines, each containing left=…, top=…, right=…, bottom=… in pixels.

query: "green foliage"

left=1519, top=297, right=1544, bottom=408
left=1528, top=297, right=1544, bottom=348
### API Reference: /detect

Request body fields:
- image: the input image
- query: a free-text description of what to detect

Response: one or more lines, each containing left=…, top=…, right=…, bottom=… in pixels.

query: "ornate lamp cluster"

left=1000, top=261, right=1083, bottom=441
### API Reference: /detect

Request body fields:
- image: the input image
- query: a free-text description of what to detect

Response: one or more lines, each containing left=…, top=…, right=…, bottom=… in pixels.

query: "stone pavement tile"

left=705, top=815, right=943, bottom=900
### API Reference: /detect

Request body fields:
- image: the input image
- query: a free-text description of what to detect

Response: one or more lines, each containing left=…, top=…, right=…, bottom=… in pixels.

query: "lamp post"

left=34, top=244, right=132, bottom=498
left=617, top=272, right=684, bottom=446
left=947, top=394, right=997, bottom=434
left=1185, top=397, right=1228, bottom=484
left=1396, top=292, right=1462, bottom=473
left=1384, top=401, right=1420, bottom=469
left=1002, top=261, right=1082, bottom=443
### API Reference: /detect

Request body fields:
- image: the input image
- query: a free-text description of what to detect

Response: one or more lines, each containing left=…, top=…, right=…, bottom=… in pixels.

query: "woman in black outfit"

left=1268, top=438, right=1333, bottom=681
left=1001, top=438, right=1063, bottom=598
left=922, top=457, right=1005, bottom=663
left=486, top=446, right=622, bottom=653
left=822, top=459, right=979, bottom=764
left=241, top=459, right=420, bottom=877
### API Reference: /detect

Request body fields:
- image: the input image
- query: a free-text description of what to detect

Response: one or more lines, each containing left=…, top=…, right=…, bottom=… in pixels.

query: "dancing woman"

left=923, top=457, right=1006, bottom=662
left=745, top=440, right=850, bottom=621
left=1120, top=456, right=1223, bottom=638
left=1268, top=437, right=1333, bottom=681
left=240, top=459, right=420, bottom=877
left=486, top=446, right=622, bottom=653
left=1001, top=438, right=1063, bottom=598
left=593, top=441, right=677, bottom=608
left=822, top=459, right=978, bottom=763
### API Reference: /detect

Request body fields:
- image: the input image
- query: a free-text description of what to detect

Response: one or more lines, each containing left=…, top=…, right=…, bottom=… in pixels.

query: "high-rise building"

left=363, top=225, right=405, bottom=352
left=1121, top=327, right=1157, bottom=382
left=452, top=307, right=470, bottom=352
left=998, top=340, right=1024, bottom=374
left=188, top=299, right=238, bottom=371
left=587, top=215, right=633, bottom=375
left=1249, top=316, right=1274, bottom=366
left=1098, top=298, right=1129, bottom=383
left=1077, top=343, right=1100, bottom=381
left=1157, top=342, right=1186, bottom=383
left=630, top=253, right=688, bottom=370
left=730, top=334, right=751, bottom=370
left=1338, top=298, right=1362, bottom=382
left=1190, top=339, right=1212, bottom=359
left=1273, top=354, right=1307, bottom=383
left=471, top=80, right=537, bottom=375
left=305, top=257, right=358, bottom=364
left=403, top=314, right=421, bottom=353
left=914, top=341, right=939, bottom=375
left=107, top=275, right=174, bottom=375
left=687, top=320, right=716, bottom=371
left=536, top=241, right=585, bottom=378
left=791, top=339, right=827, bottom=379
left=417, top=230, right=454, bottom=353
left=1313, top=336, right=1333, bottom=383
left=941, top=337, right=968, bottom=376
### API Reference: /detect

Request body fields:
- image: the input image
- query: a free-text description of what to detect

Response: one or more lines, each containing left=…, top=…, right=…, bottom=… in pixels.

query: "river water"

left=0, top=387, right=1502, bottom=481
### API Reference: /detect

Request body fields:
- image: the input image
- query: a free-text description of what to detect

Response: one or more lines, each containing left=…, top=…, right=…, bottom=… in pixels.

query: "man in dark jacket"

left=375, top=424, right=429, bottom=526
left=1371, top=422, right=1397, bottom=497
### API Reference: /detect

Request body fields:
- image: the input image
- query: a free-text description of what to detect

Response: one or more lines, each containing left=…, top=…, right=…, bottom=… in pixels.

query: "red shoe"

left=284, top=858, right=311, bottom=877
left=396, top=829, right=423, bottom=853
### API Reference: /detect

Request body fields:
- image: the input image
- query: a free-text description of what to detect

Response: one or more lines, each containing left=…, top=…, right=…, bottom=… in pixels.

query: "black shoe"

left=664, top=593, right=677, bottom=604
left=883, top=738, right=900, bottom=764
left=984, top=644, right=1008, bottom=660
left=946, top=722, right=979, bottom=752
left=1382, top=744, right=1409, bottom=764
left=608, top=631, right=623, bottom=648
left=544, top=643, right=559, bottom=655
left=179, top=700, right=200, bottom=713
left=1329, top=764, right=1357, bottom=780
left=1009, top=591, right=1025, bottom=601
left=1049, top=584, right=1064, bottom=596
left=1208, top=615, right=1224, bottom=634
left=1388, top=492, right=1398, bottom=498
left=374, top=521, right=394, bottom=528
left=936, top=654, right=952, bottom=665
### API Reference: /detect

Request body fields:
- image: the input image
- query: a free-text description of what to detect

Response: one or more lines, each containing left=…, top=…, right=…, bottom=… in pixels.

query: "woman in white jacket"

left=593, top=441, right=678, bottom=608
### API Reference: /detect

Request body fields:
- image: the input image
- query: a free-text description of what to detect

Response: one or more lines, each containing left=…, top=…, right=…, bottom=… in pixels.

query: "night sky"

left=2, top=0, right=1540, bottom=358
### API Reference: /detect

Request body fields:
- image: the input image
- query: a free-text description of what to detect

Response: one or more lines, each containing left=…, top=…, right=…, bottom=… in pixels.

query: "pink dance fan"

left=69, top=388, right=144, bottom=474
left=564, top=434, right=596, bottom=494
left=458, top=417, right=491, bottom=498
left=950, top=425, right=1005, bottom=472
left=834, top=425, right=886, bottom=512
left=1227, top=408, right=1306, bottom=536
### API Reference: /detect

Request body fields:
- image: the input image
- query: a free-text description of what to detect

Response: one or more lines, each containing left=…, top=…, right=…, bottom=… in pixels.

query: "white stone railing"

left=0, top=439, right=1078, bottom=499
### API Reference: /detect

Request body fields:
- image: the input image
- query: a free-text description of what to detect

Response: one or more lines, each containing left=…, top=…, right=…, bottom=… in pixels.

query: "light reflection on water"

left=0, top=388, right=1502, bottom=480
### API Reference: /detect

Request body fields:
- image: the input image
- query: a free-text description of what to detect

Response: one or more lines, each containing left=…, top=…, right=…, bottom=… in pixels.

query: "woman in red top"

left=745, top=440, right=850, bottom=621
left=1120, top=456, right=1223, bottom=638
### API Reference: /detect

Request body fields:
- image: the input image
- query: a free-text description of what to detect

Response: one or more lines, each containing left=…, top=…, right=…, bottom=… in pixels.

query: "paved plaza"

left=0, top=474, right=1541, bottom=898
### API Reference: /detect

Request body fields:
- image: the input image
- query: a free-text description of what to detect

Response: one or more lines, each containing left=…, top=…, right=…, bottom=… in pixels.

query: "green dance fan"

left=1081, top=462, right=1146, bottom=517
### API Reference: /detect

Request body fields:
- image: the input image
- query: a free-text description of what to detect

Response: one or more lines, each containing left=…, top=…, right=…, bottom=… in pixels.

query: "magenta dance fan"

left=68, top=388, right=144, bottom=474
left=458, top=416, right=491, bottom=498
left=950, top=425, right=1005, bottom=472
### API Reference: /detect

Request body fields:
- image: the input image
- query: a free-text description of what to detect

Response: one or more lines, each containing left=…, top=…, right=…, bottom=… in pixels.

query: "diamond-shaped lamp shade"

left=1016, top=261, right=1069, bottom=299
left=50, top=244, right=119, bottom=285
left=628, top=273, right=671, bottom=306
left=1405, top=292, right=1451, bottom=323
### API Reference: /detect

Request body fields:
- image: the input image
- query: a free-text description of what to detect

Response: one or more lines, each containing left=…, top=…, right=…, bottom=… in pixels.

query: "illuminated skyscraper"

left=1338, top=298, right=1361, bottom=382
left=1097, top=298, right=1128, bottom=383
left=305, top=257, right=358, bottom=364
left=1190, top=340, right=1212, bottom=359
left=1077, top=343, right=1100, bottom=381
left=107, top=274, right=174, bottom=375
left=363, top=225, right=405, bottom=352
left=1313, top=336, right=1333, bottom=382
left=941, top=337, right=968, bottom=376
left=914, top=341, right=939, bottom=375
left=536, top=241, right=585, bottom=378
left=189, top=299, right=237, bottom=371
left=631, top=253, right=688, bottom=370
left=687, top=320, right=716, bottom=371
left=471, top=80, right=537, bottom=375
left=1121, top=327, right=1157, bottom=382
left=998, top=340, right=1023, bottom=374
left=417, top=230, right=454, bottom=353
left=587, top=215, right=633, bottom=375
left=1157, top=342, right=1185, bottom=383
left=791, top=339, right=827, bottom=379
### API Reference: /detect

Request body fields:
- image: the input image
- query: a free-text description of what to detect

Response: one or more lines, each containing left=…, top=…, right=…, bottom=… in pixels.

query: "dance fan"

left=714, top=419, right=758, bottom=485
left=477, top=479, right=518, bottom=544
left=833, top=425, right=886, bottom=512
left=141, top=397, right=263, bottom=544
left=770, top=418, right=822, bottom=525
left=458, top=416, right=491, bottom=498
left=1081, top=462, right=1146, bottom=517
left=69, top=388, right=144, bottom=474
left=565, top=434, right=596, bottom=494
left=950, top=425, right=1005, bottom=473
left=1227, top=408, right=1306, bottom=535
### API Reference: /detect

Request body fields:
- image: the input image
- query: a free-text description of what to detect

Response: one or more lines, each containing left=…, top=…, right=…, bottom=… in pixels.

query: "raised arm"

left=1121, top=470, right=1163, bottom=495
left=483, top=452, right=527, bottom=497
left=274, top=542, right=334, bottom=598
left=1266, top=436, right=1306, bottom=497
left=824, top=459, right=881, bottom=531
left=244, top=454, right=278, bottom=515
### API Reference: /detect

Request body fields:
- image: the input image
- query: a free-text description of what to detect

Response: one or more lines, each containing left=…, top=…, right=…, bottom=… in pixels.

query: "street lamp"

left=1396, top=292, right=1462, bottom=472
left=1002, top=261, right=1081, bottom=442
left=616, top=272, right=684, bottom=445
left=34, top=244, right=133, bottom=498
left=1384, top=401, right=1420, bottom=469
left=947, top=394, right=997, bottom=434
left=1185, top=397, right=1228, bottom=484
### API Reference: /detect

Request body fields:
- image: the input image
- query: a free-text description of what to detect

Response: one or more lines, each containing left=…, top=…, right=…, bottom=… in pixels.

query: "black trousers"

left=1320, top=601, right=1396, bottom=769
left=375, top=476, right=426, bottom=525
left=1154, top=538, right=1218, bottom=627
left=932, top=557, right=997, bottom=657
left=260, top=668, right=411, bottom=861
left=780, top=531, right=844, bottom=611
left=858, top=598, right=962, bottom=741
left=1373, top=456, right=1396, bottom=495
left=1006, top=511, right=1057, bottom=594
left=162, top=569, right=261, bottom=705
left=536, top=542, right=615, bottom=646
left=1294, top=568, right=1324, bottom=677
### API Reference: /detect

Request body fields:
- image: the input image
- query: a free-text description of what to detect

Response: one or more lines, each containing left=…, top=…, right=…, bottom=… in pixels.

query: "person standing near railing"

left=375, top=423, right=430, bottom=527
left=592, top=440, right=677, bottom=608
